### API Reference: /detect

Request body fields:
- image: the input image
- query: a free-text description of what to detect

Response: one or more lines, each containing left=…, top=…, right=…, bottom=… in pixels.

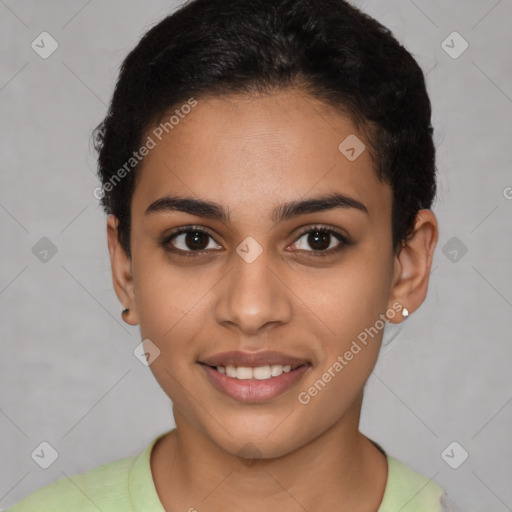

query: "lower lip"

left=200, top=363, right=311, bottom=402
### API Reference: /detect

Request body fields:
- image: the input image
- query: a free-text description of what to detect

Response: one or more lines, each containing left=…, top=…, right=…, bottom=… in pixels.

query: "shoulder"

left=5, top=454, right=136, bottom=512
left=378, top=455, right=445, bottom=512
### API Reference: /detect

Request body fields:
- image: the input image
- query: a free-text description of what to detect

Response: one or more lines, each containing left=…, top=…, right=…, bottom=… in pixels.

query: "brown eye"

left=179, top=230, right=209, bottom=250
left=306, top=229, right=331, bottom=251
left=162, top=227, right=222, bottom=255
left=290, top=226, right=352, bottom=256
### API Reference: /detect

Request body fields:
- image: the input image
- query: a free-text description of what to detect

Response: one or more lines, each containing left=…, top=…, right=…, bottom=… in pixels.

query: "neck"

left=151, top=394, right=387, bottom=512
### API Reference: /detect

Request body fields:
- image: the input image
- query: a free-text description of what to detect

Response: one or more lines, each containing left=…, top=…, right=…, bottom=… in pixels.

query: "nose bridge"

left=215, top=238, right=292, bottom=333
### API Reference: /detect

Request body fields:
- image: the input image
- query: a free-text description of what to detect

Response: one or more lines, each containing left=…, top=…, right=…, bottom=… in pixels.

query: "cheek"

left=300, top=249, right=392, bottom=409
left=294, top=268, right=390, bottom=429
left=134, top=263, right=207, bottom=417
left=133, top=247, right=205, bottom=342
left=314, top=255, right=392, bottom=345
left=132, top=250, right=219, bottom=392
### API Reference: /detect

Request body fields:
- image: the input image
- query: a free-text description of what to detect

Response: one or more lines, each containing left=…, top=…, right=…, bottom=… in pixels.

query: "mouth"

left=200, top=362, right=306, bottom=380
left=198, top=351, right=311, bottom=402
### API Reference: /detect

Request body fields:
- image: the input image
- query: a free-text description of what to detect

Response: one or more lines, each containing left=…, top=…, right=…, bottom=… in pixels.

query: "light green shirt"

left=7, top=430, right=445, bottom=511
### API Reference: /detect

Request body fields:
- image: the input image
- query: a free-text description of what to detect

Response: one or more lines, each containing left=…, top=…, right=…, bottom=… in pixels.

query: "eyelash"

left=161, top=225, right=353, bottom=258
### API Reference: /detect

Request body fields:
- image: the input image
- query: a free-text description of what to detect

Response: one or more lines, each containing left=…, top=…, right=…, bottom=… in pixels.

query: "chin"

left=203, top=414, right=323, bottom=462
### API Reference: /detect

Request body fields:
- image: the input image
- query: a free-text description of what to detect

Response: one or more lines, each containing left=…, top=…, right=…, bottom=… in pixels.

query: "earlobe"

left=387, top=209, right=438, bottom=324
left=106, top=214, right=139, bottom=325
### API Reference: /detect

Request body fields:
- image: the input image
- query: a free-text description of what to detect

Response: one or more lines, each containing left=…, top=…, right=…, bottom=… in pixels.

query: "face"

left=114, top=88, right=402, bottom=458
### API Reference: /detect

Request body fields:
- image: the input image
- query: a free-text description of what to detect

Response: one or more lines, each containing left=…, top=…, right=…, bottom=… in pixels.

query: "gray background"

left=1, top=0, right=511, bottom=510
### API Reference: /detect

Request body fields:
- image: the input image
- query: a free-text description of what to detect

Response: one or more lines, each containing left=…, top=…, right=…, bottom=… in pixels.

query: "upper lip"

left=199, top=350, right=309, bottom=369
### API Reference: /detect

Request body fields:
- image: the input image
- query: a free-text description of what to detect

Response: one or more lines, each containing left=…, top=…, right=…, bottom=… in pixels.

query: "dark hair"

left=93, top=0, right=436, bottom=258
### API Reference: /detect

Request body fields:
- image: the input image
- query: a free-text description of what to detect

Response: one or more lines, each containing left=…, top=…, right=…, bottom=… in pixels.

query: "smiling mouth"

left=198, top=350, right=312, bottom=401
left=200, top=362, right=309, bottom=380
left=199, top=361, right=312, bottom=402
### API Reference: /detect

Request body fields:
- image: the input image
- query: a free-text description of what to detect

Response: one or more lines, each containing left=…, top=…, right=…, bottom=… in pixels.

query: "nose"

left=214, top=243, right=293, bottom=336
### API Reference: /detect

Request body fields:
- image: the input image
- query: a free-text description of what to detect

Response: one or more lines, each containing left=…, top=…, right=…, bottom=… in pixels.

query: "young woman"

left=8, top=0, right=461, bottom=510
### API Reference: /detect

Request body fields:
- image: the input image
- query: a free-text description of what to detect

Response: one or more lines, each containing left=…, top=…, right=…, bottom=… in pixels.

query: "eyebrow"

left=144, top=192, right=368, bottom=224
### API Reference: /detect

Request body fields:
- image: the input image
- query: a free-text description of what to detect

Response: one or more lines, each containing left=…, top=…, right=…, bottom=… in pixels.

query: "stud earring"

left=122, top=307, right=130, bottom=316
left=382, top=304, right=409, bottom=346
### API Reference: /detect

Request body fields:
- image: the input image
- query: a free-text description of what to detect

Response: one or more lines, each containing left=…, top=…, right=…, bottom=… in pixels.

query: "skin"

left=107, top=88, right=438, bottom=511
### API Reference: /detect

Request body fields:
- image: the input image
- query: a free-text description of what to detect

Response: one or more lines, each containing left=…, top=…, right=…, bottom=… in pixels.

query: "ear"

left=106, top=214, right=139, bottom=325
left=387, top=209, right=438, bottom=324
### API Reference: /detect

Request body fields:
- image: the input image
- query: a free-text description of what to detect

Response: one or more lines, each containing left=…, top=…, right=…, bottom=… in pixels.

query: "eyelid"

left=161, top=224, right=352, bottom=257
left=161, top=225, right=222, bottom=256
left=289, top=224, right=352, bottom=256
left=293, top=224, right=350, bottom=243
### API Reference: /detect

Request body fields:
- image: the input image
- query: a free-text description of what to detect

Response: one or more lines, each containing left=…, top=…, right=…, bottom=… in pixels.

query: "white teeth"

left=270, top=364, right=283, bottom=376
left=253, top=365, right=271, bottom=380
left=236, top=366, right=254, bottom=380
left=215, top=363, right=299, bottom=380
left=225, top=365, right=237, bottom=378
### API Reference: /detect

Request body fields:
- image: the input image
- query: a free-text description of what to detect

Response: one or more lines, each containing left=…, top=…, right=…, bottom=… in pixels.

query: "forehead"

left=132, top=89, right=391, bottom=223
